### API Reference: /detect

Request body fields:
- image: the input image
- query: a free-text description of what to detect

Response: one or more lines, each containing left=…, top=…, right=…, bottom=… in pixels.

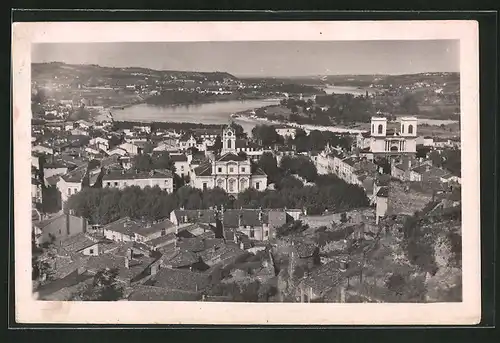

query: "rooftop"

left=103, top=169, right=173, bottom=181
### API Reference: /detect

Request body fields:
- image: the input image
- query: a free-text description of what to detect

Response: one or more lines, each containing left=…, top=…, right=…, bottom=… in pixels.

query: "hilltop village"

left=30, top=64, right=462, bottom=303
left=32, top=111, right=462, bottom=303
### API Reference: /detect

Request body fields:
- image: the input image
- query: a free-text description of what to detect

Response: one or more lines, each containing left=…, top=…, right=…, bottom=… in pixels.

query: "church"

left=189, top=126, right=268, bottom=195
left=360, top=116, right=418, bottom=159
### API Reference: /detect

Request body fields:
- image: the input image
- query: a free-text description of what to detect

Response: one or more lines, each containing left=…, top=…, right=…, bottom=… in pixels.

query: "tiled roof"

left=128, top=285, right=202, bottom=301
left=302, top=260, right=362, bottom=295
left=174, top=209, right=286, bottom=228
left=59, top=232, right=97, bottom=253
left=376, top=186, right=389, bottom=197
left=147, top=268, right=210, bottom=292
left=217, top=152, right=245, bottom=162
left=103, top=169, right=173, bottom=181
left=163, top=249, right=200, bottom=268
left=103, top=217, right=176, bottom=237
left=61, top=166, right=87, bottom=183
left=193, top=162, right=213, bottom=176
left=85, top=253, right=156, bottom=283
left=170, top=154, right=188, bottom=162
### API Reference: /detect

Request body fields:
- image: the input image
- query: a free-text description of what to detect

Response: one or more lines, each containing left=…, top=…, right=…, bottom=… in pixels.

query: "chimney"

left=82, top=217, right=87, bottom=234
left=124, top=256, right=129, bottom=269
left=240, top=242, right=245, bottom=250
left=127, top=248, right=133, bottom=260
left=150, top=262, right=158, bottom=276
left=66, top=212, right=71, bottom=236
left=212, top=161, right=216, bottom=175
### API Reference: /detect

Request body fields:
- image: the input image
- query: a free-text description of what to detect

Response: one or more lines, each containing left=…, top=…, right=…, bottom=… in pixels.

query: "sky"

left=32, top=40, right=459, bottom=77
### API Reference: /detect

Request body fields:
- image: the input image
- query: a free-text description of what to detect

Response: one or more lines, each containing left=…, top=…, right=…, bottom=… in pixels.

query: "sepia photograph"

left=13, top=21, right=480, bottom=325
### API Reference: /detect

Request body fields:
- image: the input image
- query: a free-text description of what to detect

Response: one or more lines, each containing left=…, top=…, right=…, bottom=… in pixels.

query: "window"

left=218, top=167, right=222, bottom=173
left=241, top=167, right=246, bottom=173
left=59, top=229, right=61, bottom=234
left=265, top=230, right=268, bottom=237
left=203, top=183, right=208, bottom=191
left=227, top=139, right=232, bottom=149
left=249, top=227, right=255, bottom=238
left=378, top=124, right=383, bottom=134
left=401, top=124, right=405, bottom=133
left=161, top=229, right=166, bottom=236
left=89, top=248, right=94, bottom=254
left=256, top=182, right=260, bottom=190
left=408, top=125, right=414, bottom=134
left=372, top=124, right=374, bottom=133
left=68, top=188, right=72, bottom=195
left=229, top=167, right=234, bottom=173
left=107, top=182, right=111, bottom=187
left=181, top=165, right=184, bottom=171
left=114, top=182, right=118, bottom=187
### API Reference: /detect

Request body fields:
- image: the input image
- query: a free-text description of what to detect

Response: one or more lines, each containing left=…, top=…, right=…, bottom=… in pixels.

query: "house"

left=178, top=134, right=199, bottom=151
left=375, top=186, right=389, bottom=225
left=117, top=142, right=141, bottom=155
left=410, top=164, right=449, bottom=183
left=440, top=173, right=462, bottom=185
left=296, top=259, right=361, bottom=303
left=32, top=144, right=54, bottom=155
left=70, top=128, right=89, bottom=136
left=32, top=212, right=89, bottom=246
left=89, top=137, right=110, bottom=151
left=170, top=208, right=291, bottom=241
left=75, top=120, right=93, bottom=130
left=31, top=178, right=42, bottom=204
left=108, top=147, right=128, bottom=157
left=145, top=267, right=210, bottom=293
left=43, top=162, right=69, bottom=179
left=169, top=153, right=192, bottom=178
left=102, top=169, right=174, bottom=193
left=274, top=125, right=297, bottom=139
left=102, top=217, right=178, bottom=244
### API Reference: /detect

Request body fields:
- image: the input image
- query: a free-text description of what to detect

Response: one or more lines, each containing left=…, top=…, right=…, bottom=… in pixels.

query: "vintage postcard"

left=13, top=20, right=480, bottom=325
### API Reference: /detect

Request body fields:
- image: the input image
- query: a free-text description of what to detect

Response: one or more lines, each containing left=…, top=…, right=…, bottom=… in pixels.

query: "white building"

left=102, top=169, right=174, bottom=193
left=189, top=126, right=268, bottom=195
left=89, top=137, right=110, bottom=151
left=275, top=126, right=297, bottom=139
left=368, top=116, right=417, bottom=157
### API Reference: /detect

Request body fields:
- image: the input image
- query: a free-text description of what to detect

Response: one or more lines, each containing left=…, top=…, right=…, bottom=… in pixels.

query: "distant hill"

left=31, top=62, right=240, bottom=85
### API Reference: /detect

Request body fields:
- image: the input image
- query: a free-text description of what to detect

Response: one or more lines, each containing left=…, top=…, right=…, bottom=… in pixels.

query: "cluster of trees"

left=316, top=93, right=376, bottom=124
left=399, top=93, right=420, bottom=114
left=292, top=129, right=353, bottom=153
left=275, top=220, right=309, bottom=238
left=401, top=203, right=462, bottom=275
left=251, top=125, right=352, bottom=153
left=70, top=268, right=124, bottom=301
left=429, top=148, right=461, bottom=176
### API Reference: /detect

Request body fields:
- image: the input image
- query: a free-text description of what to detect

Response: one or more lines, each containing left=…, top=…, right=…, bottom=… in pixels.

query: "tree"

left=230, top=122, right=246, bottom=138
left=213, top=135, right=223, bottom=153
left=276, top=220, right=309, bottom=238
left=152, top=151, right=175, bottom=171
left=133, top=154, right=153, bottom=171
left=252, top=125, right=281, bottom=146
left=202, top=188, right=233, bottom=210
left=257, top=152, right=281, bottom=184
left=72, top=268, right=124, bottom=301
left=400, top=94, right=420, bottom=114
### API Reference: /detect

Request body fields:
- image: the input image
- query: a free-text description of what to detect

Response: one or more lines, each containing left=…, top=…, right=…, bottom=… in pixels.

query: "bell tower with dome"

left=222, top=125, right=237, bottom=155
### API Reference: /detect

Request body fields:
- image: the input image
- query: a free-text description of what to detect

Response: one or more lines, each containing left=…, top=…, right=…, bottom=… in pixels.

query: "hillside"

left=31, top=62, right=239, bottom=86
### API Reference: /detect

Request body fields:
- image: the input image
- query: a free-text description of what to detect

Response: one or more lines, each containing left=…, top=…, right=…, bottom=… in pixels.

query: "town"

left=31, top=62, right=462, bottom=303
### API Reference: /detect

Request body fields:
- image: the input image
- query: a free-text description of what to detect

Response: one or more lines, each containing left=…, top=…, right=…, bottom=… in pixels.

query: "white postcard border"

left=13, top=20, right=480, bottom=325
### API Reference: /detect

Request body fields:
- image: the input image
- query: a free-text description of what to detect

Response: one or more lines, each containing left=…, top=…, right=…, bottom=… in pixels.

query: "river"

left=109, top=86, right=456, bottom=134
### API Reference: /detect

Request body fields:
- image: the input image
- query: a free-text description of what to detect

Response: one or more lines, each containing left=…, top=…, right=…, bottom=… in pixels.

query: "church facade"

left=363, top=116, right=418, bottom=158
left=189, top=126, right=268, bottom=195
